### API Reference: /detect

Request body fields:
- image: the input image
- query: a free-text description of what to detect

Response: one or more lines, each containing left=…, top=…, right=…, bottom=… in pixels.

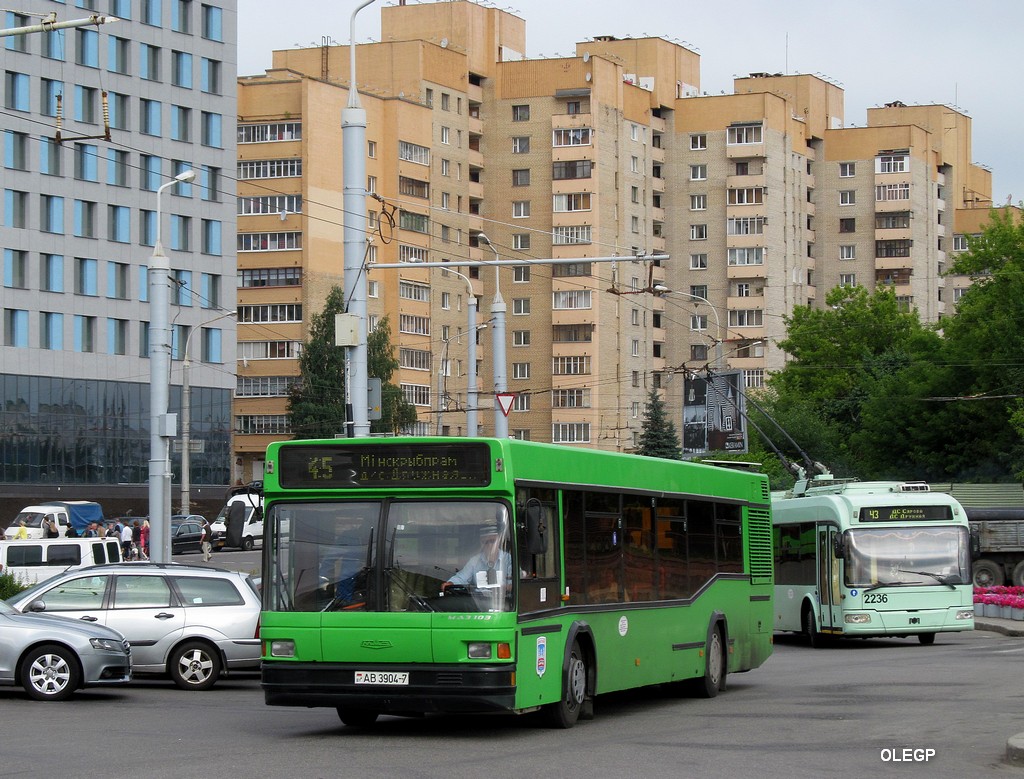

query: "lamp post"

left=654, top=285, right=723, bottom=368
left=439, top=268, right=479, bottom=436
left=149, top=168, right=195, bottom=564
left=180, top=310, right=236, bottom=515
left=477, top=233, right=507, bottom=438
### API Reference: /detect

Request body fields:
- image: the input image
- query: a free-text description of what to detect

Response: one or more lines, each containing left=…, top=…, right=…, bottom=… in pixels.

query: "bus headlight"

left=845, top=613, right=872, bottom=624
left=269, top=639, right=296, bottom=658
left=467, top=642, right=492, bottom=659
left=956, top=610, right=975, bottom=620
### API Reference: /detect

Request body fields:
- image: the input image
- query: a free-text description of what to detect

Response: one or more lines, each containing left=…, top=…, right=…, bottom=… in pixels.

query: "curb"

left=1008, top=733, right=1024, bottom=766
left=973, top=618, right=1024, bottom=638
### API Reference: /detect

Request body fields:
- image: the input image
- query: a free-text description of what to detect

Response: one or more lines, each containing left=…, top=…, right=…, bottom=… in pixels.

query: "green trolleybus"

left=259, top=437, right=774, bottom=727
left=772, top=477, right=974, bottom=646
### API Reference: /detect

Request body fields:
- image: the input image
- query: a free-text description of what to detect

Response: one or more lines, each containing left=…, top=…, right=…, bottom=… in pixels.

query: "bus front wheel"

left=337, top=708, right=379, bottom=728
left=693, top=624, right=726, bottom=698
left=543, top=641, right=587, bottom=729
left=918, top=633, right=936, bottom=645
left=803, top=607, right=822, bottom=649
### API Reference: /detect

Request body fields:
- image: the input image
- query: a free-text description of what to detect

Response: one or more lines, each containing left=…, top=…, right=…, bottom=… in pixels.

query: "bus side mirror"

left=832, top=535, right=845, bottom=559
left=526, top=500, right=547, bottom=555
left=970, top=528, right=980, bottom=556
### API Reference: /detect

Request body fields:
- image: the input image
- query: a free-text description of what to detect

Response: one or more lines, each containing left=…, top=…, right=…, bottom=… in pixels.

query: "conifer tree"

left=636, top=388, right=682, bottom=459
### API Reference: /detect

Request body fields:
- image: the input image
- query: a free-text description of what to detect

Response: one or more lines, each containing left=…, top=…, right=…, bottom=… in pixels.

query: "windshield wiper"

left=897, top=569, right=958, bottom=590
left=862, top=579, right=903, bottom=594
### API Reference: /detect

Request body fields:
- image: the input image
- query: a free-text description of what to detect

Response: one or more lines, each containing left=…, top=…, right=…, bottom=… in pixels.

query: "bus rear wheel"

left=337, top=708, right=379, bottom=728
left=543, top=641, right=587, bottom=729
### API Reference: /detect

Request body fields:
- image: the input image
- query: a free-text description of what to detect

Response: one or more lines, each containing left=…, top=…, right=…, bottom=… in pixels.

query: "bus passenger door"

left=817, top=526, right=843, bottom=634
left=517, top=491, right=560, bottom=614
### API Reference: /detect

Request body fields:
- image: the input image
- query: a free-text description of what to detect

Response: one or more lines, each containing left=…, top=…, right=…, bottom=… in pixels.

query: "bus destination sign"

left=859, top=505, right=954, bottom=522
left=277, top=442, right=493, bottom=489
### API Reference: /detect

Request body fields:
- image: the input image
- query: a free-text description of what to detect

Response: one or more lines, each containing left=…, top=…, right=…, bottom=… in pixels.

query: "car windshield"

left=13, top=512, right=45, bottom=528
left=266, top=500, right=514, bottom=614
left=0, top=600, right=17, bottom=615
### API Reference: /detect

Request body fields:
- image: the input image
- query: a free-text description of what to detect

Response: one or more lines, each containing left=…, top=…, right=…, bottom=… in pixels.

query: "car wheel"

left=169, top=641, right=222, bottom=691
left=242, top=536, right=254, bottom=552
left=21, top=644, right=81, bottom=701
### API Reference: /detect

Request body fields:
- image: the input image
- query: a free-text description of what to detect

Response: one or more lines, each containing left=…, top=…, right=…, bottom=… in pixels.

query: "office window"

left=201, top=327, right=223, bottom=363
left=140, top=155, right=161, bottom=191
left=5, top=190, right=28, bottom=228
left=172, top=50, right=193, bottom=87
left=170, top=215, right=191, bottom=251
left=142, top=0, right=162, bottom=25
left=3, top=131, right=28, bottom=170
left=73, top=200, right=97, bottom=238
left=43, top=29, right=65, bottom=60
left=108, top=35, right=130, bottom=73
left=75, top=257, right=98, bottom=295
left=41, top=312, right=64, bottom=350
left=171, top=0, right=191, bottom=33
left=75, top=28, right=98, bottom=67
left=140, top=43, right=161, bottom=81
left=200, top=57, right=221, bottom=94
left=74, top=85, right=98, bottom=123
left=201, top=112, right=222, bottom=148
left=41, top=254, right=64, bottom=292
left=202, top=219, right=222, bottom=255
left=107, top=205, right=130, bottom=243
left=41, top=194, right=64, bottom=233
left=40, top=78, right=63, bottom=117
left=107, top=261, right=129, bottom=299
left=201, top=4, right=223, bottom=41
left=74, top=314, right=96, bottom=352
left=107, top=318, right=128, bottom=355
left=105, top=90, right=128, bottom=130
left=200, top=165, right=220, bottom=201
left=140, top=99, right=162, bottom=135
left=5, top=308, right=28, bottom=347
left=4, top=249, right=27, bottom=288
left=5, top=71, right=30, bottom=111
left=73, top=143, right=98, bottom=181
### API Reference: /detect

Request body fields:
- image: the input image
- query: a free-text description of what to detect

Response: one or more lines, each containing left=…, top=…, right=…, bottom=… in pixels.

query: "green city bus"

left=773, top=477, right=975, bottom=646
left=259, top=437, right=774, bottom=727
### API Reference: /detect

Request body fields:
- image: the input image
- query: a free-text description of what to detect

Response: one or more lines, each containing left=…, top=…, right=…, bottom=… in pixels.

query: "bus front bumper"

left=262, top=662, right=517, bottom=713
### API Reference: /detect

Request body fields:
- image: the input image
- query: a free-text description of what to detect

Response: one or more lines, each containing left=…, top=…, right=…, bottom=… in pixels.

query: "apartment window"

left=690, top=253, right=708, bottom=270
left=734, top=161, right=750, bottom=176
left=512, top=233, right=531, bottom=250
left=839, top=217, right=856, bottom=233
left=839, top=273, right=856, bottom=287
left=552, top=225, right=591, bottom=245
left=552, top=128, right=592, bottom=147
left=727, top=216, right=765, bottom=235
left=5, top=308, right=28, bottom=347
left=512, top=169, right=531, bottom=187
left=513, top=201, right=531, bottom=218
left=512, top=363, right=530, bottom=380
left=553, top=388, right=591, bottom=408
left=513, top=266, right=531, bottom=283
left=552, top=356, right=590, bottom=375
left=552, top=160, right=592, bottom=180
left=399, top=176, right=429, bottom=199
left=512, top=330, right=531, bottom=346
left=689, top=164, right=707, bottom=181
left=399, top=281, right=430, bottom=302
left=690, top=314, right=708, bottom=331
left=690, top=133, right=707, bottom=150
left=512, top=298, right=531, bottom=315
left=727, top=124, right=762, bottom=144
left=729, top=309, right=764, bottom=327
left=728, top=247, right=765, bottom=266
left=876, top=154, right=908, bottom=174
left=839, top=190, right=856, bottom=206
left=566, top=100, right=581, bottom=114
left=876, top=239, right=912, bottom=258
left=839, top=162, right=856, bottom=177
left=553, top=193, right=591, bottom=212
left=840, top=245, right=856, bottom=260
left=630, top=156, right=639, bottom=173
left=552, top=290, right=592, bottom=310
left=728, top=187, right=764, bottom=205
left=876, top=211, right=911, bottom=230
left=440, top=126, right=450, bottom=144
left=398, top=140, right=430, bottom=165
left=512, top=104, right=530, bottom=121
left=552, top=423, right=590, bottom=444
left=876, top=183, right=910, bottom=201
left=744, top=369, right=765, bottom=389
left=512, top=394, right=530, bottom=412
left=953, top=234, right=968, bottom=252
left=511, top=136, right=530, bottom=154
left=690, top=194, right=707, bottom=211
left=630, top=215, right=640, bottom=233
left=690, top=224, right=707, bottom=240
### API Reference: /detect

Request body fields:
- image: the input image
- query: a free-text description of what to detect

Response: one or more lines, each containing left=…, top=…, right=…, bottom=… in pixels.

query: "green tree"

left=636, top=388, right=681, bottom=459
left=367, top=317, right=418, bottom=434
left=287, top=286, right=347, bottom=439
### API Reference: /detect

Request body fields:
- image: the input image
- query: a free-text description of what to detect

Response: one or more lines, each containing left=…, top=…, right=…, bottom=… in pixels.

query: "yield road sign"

left=496, top=392, right=516, bottom=417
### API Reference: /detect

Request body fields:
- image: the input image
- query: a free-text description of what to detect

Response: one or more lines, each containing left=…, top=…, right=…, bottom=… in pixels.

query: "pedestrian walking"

left=200, top=518, right=213, bottom=562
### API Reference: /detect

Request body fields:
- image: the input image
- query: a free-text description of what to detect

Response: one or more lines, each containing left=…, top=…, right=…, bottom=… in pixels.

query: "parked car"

left=8, top=562, right=261, bottom=691
left=0, top=537, right=124, bottom=586
left=0, top=599, right=131, bottom=701
left=170, top=515, right=223, bottom=554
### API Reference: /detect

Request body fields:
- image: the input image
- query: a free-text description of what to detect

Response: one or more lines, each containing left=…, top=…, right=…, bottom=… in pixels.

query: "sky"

left=238, top=0, right=1024, bottom=205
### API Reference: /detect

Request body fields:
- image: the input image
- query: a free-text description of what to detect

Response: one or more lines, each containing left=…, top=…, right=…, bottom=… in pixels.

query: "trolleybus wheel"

left=918, top=633, right=936, bottom=645
left=337, top=708, right=379, bottom=728
left=544, top=641, right=587, bottom=729
left=803, top=606, right=822, bottom=649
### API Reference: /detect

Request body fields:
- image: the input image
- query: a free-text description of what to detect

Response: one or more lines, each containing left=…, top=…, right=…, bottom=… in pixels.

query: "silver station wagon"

left=0, top=599, right=132, bottom=701
left=8, top=562, right=261, bottom=691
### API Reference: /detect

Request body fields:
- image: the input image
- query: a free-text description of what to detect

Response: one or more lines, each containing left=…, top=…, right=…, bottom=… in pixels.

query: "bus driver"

left=444, top=524, right=511, bottom=598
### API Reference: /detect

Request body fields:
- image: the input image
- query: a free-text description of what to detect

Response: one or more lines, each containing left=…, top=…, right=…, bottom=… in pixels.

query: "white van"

left=211, top=491, right=263, bottom=551
left=0, top=538, right=124, bottom=586
left=6, top=501, right=104, bottom=539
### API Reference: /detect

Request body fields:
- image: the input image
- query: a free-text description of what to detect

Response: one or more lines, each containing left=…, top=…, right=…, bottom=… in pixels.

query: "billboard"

left=682, top=370, right=748, bottom=456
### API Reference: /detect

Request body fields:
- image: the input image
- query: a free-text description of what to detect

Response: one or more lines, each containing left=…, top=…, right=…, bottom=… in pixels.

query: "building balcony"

left=874, top=227, right=913, bottom=242
left=650, top=175, right=665, bottom=193
left=551, top=307, right=595, bottom=326
left=726, top=142, right=765, bottom=159
left=727, top=173, right=767, bottom=189
left=874, top=255, right=914, bottom=270
left=651, top=145, right=666, bottom=164
left=468, top=115, right=483, bottom=136
left=650, top=115, right=666, bottom=133
left=726, top=264, right=767, bottom=280
left=727, top=291, right=765, bottom=308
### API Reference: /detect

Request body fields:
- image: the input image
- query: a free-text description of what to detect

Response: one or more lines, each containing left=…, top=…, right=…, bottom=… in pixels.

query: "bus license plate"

left=354, top=671, right=409, bottom=685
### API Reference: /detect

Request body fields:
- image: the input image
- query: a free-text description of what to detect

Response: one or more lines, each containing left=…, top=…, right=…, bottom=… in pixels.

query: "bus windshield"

left=844, top=526, right=970, bottom=587
left=266, top=500, right=513, bottom=614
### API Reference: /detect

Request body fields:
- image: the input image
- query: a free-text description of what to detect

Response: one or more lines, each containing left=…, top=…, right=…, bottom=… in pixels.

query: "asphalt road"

left=2, top=617, right=1022, bottom=778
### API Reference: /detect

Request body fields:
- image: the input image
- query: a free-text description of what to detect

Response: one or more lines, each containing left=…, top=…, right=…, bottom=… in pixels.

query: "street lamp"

left=477, top=233, right=507, bottom=438
left=180, top=310, right=236, bottom=515
left=149, top=168, right=195, bottom=563
left=438, top=267, right=480, bottom=436
left=654, top=284, right=723, bottom=368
